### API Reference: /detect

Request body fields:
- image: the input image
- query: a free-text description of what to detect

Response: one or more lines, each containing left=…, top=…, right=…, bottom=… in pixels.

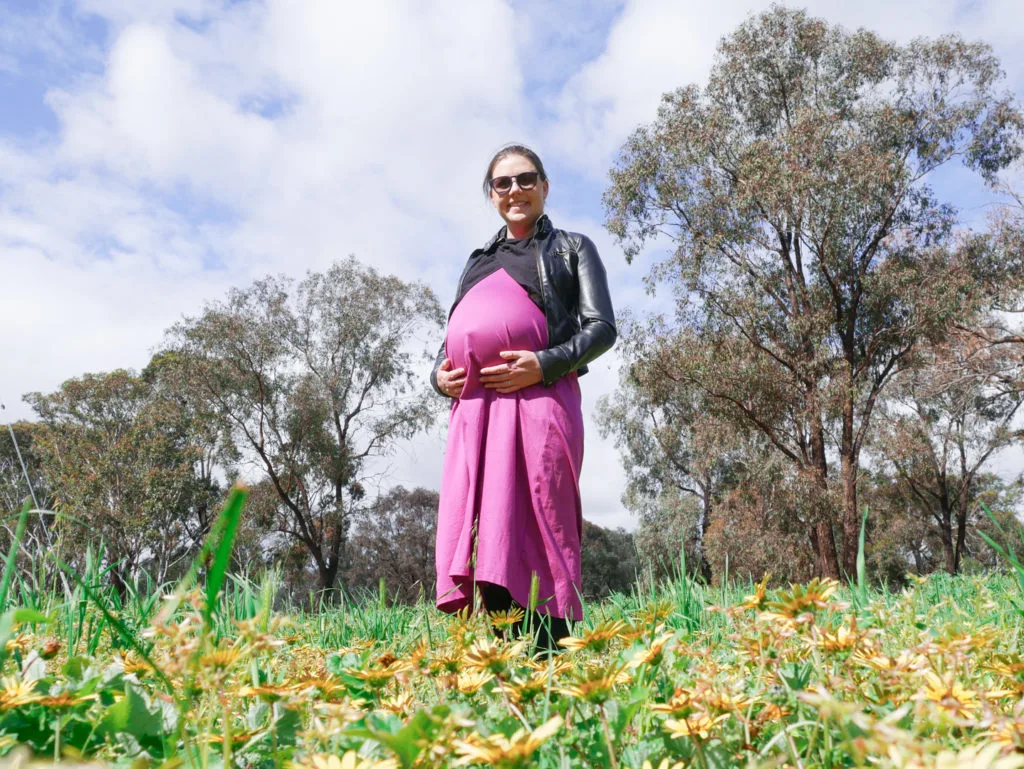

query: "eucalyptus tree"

left=344, top=486, right=439, bottom=603
left=604, top=6, right=1022, bottom=578
left=597, top=314, right=745, bottom=582
left=164, top=257, right=444, bottom=595
left=25, top=370, right=220, bottom=592
left=874, top=329, right=1024, bottom=574
left=0, top=421, right=47, bottom=514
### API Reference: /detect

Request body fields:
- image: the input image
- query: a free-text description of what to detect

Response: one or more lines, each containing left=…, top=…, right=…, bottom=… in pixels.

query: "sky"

left=1, top=0, right=1022, bottom=531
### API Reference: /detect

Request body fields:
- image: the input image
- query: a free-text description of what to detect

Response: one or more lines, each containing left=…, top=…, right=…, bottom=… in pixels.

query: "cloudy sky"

left=2, top=0, right=1022, bottom=530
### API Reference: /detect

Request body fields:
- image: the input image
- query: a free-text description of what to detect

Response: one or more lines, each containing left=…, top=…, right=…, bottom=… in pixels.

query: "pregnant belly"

left=445, top=270, right=548, bottom=389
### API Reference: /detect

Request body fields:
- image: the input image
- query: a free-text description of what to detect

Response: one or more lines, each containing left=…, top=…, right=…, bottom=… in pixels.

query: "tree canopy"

left=603, top=6, right=1024, bottom=578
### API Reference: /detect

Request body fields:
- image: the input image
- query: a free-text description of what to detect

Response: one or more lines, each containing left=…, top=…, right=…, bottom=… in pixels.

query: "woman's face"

left=488, top=154, right=549, bottom=236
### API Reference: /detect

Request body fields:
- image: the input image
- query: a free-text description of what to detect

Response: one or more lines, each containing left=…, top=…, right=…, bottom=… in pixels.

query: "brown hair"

left=482, top=143, right=548, bottom=195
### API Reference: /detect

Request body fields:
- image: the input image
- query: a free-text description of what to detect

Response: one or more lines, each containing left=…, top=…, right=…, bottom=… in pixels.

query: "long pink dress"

left=435, top=268, right=585, bottom=621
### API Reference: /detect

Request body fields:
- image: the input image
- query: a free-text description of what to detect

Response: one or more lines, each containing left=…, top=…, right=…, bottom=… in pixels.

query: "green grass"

left=1, top=492, right=1023, bottom=768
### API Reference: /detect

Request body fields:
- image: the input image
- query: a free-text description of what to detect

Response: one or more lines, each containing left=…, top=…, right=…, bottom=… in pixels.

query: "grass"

left=0, top=494, right=1023, bottom=768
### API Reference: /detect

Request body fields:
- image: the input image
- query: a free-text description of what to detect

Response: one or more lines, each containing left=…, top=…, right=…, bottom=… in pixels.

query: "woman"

left=431, top=144, right=616, bottom=650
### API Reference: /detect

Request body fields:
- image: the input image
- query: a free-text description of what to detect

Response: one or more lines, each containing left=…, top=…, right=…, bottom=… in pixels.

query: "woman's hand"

left=480, top=350, right=543, bottom=393
left=436, top=358, right=467, bottom=398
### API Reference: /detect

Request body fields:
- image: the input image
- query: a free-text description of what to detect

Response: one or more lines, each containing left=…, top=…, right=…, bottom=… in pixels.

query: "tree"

left=25, top=370, right=221, bottom=593
left=344, top=486, right=439, bottom=604
left=597, top=313, right=747, bottom=582
left=873, top=329, right=1024, bottom=574
left=603, top=6, right=1023, bottom=578
left=165, top=257, right=444, bottom=595
left=0, top=421, right=49, bottom=513
left=580, top=520, right=638, bottom=599
left=0, top=420, right=65, bottom=593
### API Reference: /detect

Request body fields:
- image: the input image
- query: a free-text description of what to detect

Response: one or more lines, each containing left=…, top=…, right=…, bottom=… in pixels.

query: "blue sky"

left=1, top=0, right=1021, bottom=529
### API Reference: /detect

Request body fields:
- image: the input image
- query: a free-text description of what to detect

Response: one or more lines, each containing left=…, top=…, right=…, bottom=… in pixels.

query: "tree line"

left=3, top=7, right=1024, bottom=600
left=1, top=257, right=637, bottom=603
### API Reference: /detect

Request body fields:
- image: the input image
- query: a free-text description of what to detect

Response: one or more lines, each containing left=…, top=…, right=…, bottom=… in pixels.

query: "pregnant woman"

left=430, top=144, right=616, bottom=651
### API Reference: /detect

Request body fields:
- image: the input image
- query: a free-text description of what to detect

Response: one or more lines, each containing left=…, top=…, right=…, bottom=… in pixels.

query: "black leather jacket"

left=430, top=214, right=616, bottom=395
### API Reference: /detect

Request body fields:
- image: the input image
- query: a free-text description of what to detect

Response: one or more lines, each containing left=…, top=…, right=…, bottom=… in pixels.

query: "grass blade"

left=203, top=485, right=247, bottom=628
left=0, top=500, right=32, bottom=613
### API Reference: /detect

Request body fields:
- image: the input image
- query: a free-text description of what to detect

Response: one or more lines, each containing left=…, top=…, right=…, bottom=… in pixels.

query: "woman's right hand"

left=436, top=358, right=467, bottom=399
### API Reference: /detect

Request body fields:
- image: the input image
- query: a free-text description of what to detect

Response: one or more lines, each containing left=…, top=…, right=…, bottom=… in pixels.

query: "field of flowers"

left=1, top=492, right=1023, bottom=769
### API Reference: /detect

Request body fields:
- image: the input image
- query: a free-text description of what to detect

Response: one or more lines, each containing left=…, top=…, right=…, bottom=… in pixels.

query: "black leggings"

left=479, top=583, right=570, bottom=652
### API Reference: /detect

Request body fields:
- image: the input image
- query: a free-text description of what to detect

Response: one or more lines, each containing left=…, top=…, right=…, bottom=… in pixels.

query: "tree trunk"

left=694, top=477, right=713, bottom=584
left=808, top=406, right=841, bottom=580
left=840, top=449, right=859, bottom=579
left=813, top=521, right=841, bottom=580
left=953, top=487, right=970, bottom=576
left=911, top=545, right=926, bottom=574
left=939, top=507, right=956, bottom=575
left=317, top=558, right=340, bottom=604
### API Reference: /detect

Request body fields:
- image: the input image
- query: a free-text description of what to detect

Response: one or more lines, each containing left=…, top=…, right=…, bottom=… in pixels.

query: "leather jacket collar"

left=475, top=214, right=554, bottom=254
left=431, top=214, right=616, bottom=393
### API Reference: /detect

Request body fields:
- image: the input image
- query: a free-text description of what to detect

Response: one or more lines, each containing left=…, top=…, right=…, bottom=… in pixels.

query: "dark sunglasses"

left=489, top=171, right=540, bottom=194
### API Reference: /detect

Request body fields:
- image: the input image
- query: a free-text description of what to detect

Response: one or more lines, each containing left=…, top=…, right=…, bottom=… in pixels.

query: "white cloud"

left=546, top=0, right=1024, bottom=178
left=2, top=0, right=1022, bottom=534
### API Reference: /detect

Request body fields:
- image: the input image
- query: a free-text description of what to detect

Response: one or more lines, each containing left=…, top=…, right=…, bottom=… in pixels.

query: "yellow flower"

left=851, top=649, right=927, bottom=674
left=208, top=729, right=264, bottom=746
left=344, top=663, right=403, bottom=691
left=663, top=713, right=728, bottom=740
left=4, top=634, right=30, bottom=655
left=702, top=686, right=754, bottom=715
left=755, top=703, right=789, bottom=722
left=984, top=714, right=1024, bottom=751
left=0, top=677, right=38, bottom=709
left=200, top=647, right=243, bottom=670
left=764, top=578, right=840, bottom=619
left=558, top=619, right=631, bottom=653
left=35, top=692, right=99, bottom=709
left=488, top=607, right=526, bottom=632
left=335, top=640, right=374, bottom=656
left=986, top=655, right=1024, bottom=678
left=637, top=760, right=685, bottom=769
left=238, top=683, right=297, bottom=703
left=890, top=743, right=1024, bottom=769
left=313, top=699, right=368, bottom=726
left=428, top=647, right=465, bottom=676
left=295, top=675, right=346, bottom=699
left=378, top=691, right=415, bottom=716
left=627, top=627, right=676, bottom=669
left=498, top=672, right=553, bottom=705
left=929, top=626, right=998, bottom=654
left=631, top=599, right=676, bottom=627
left=522, top=654, right=574, bottom=676
left=290, top=751, right=398, bottom=769
left=464, top=638, right=525, bottom=676
left=457, top=670, right=495, bottom=694
left=557, top=665, right=631, bottom=704
left=453, top=715, right=562, bottom=767
left=809, top=617, right=861, bottom=652
left=739, top=572, right=772, bottom=611
left=117, top=653, right=152, bottom=677
left=918, top=671, right=978, bottom=717
left=650, top=688, right=697, bottom=717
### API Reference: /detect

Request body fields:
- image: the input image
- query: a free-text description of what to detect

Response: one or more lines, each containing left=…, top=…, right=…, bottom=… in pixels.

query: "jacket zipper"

left=535, top=238, right=549, bottom=385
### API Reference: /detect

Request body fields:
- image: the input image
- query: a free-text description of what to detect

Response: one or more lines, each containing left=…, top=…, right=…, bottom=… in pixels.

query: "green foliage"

left=163, top=256, right=445, bottom=594
left=603, top=4, right=1024, bottom=581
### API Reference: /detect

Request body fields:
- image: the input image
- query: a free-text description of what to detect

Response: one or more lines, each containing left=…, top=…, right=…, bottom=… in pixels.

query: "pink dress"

left=435, top=268, right=585, bottom=621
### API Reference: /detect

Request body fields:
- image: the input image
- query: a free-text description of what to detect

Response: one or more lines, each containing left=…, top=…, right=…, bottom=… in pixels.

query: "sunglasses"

left=489, top=171, right=540, bottom=194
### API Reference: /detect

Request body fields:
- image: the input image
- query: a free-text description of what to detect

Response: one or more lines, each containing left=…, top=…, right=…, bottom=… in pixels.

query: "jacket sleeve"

left=429, top=339, right=449, bottom=397
left=535, top=234, right=617, bottom=385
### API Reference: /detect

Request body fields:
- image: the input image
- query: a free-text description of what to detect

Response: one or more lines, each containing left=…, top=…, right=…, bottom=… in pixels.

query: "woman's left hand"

left=480, top=350, right=543, bottom=393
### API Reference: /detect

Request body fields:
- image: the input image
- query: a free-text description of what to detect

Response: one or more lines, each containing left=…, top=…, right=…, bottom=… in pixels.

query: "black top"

left=454, top=234, right=543, bottom=311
